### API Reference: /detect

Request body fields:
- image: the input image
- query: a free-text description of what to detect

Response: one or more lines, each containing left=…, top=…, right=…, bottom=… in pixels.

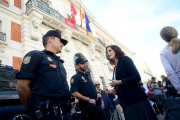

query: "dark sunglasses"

left=95, top=84, right=100, bottom=86
left=106, top=89, right=108, bottom=91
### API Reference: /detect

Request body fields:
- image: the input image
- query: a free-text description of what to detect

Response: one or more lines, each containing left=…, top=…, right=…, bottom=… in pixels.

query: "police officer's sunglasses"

left=95, top=84, right=100, bottom=86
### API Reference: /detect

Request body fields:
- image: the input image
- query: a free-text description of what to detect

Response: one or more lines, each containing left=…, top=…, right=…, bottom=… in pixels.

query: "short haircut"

left=151, top=77, right=155, bottom=80
left=42, top=36, right=54, bottom=47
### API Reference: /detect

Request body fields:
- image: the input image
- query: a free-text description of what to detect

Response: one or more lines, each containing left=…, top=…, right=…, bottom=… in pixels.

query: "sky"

left=84, top=0, right=180, bottom=79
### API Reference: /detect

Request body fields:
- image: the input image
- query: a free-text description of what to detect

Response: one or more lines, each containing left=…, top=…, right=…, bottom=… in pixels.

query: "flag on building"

left=85, top=13, right=92, bottom=32
left=3, top=0, right=9, bottom=4
left=80, top=6, right=85, bottom=26
left=71, top=2, right=77, bottom=24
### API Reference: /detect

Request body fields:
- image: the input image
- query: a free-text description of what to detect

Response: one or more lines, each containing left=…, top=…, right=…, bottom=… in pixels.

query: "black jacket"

left=114, top=56, right=147, bottom=106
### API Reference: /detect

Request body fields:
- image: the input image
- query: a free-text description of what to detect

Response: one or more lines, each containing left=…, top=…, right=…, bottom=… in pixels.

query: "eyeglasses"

left=106, top=89, right=108, bottom=91
left=95, top=84, right=100, bottom=86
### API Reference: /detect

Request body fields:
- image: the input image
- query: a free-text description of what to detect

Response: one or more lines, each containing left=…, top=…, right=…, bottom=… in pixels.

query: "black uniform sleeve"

left=70, top=76, right=80, bottom=93
left=16, top=51, right=42, bottom=80
left=121, top=56, right=141, bottom=86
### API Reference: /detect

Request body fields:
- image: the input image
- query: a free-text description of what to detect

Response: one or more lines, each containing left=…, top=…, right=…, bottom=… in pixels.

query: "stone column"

left=89, top=43, right=95, bottom=61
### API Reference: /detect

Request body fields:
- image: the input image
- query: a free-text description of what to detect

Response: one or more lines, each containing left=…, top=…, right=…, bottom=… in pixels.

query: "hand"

left=112, top=112, right=115, bottom=116
left=109, top=80, right=122, bottom=87
left=88, top=99, right=96, bottom=105
left=97, top=93, right=102, bottom=98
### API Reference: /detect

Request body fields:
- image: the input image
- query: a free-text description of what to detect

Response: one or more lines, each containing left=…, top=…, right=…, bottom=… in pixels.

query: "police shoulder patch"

left=82, top=76, right=85, bottom=80
left=23, top=56, right=31, bottom=64
left=71, top=79, right=74, bottom=83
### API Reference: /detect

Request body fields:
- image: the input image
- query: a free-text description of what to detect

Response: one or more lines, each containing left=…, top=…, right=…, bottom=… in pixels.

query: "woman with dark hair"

left=107, top=45, right=157, bottom=120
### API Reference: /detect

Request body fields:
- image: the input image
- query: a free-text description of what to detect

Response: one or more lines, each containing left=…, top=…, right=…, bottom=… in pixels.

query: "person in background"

left=150, top=77, right=165, bottom=114
left=70, top=58, right=107, bottom=120
left=161, top=75, right=177, bottom=97
left=160, top=26, right=180, bottom=94
left=158, top=81, right=162, bottom=87
left=94, top=81, right=114, bottom=120
left=107, top=45, right=157, bottom=120
left=112, top=88, right=125, bottom=120
left=108, top=90, right=119, bottom=120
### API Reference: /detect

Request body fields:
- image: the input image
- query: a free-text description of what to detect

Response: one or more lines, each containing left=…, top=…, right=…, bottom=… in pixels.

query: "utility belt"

left=28, top=95, right=71, bottom=120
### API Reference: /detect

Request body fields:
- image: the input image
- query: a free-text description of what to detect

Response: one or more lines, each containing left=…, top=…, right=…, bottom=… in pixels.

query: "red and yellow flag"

left=3, top=0, right=9, bottom=4
left=80, top=6, right=84, bottom=26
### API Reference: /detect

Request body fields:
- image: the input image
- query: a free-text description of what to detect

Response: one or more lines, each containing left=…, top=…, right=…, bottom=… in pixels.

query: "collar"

left=43, top=49, right=64, bottom=63
left=77, top=71, right=86, bottom=75
left=43, top=49, right=55, bottom=55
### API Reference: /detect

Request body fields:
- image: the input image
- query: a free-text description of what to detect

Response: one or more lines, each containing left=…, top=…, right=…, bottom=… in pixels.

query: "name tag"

left=50, top=64, right=56, bottom=68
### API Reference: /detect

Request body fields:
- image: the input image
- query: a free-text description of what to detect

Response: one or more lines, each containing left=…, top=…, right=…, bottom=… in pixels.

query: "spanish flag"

left=80, top=6, right=84, bottom=26
left=3, top=0, right=9, bottom=4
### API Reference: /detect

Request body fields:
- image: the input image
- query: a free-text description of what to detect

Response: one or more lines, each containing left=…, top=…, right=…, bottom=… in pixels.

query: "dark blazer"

left=115, top=56, right=147, bottom=106
left=108, top=93, right=116, bottom=109
left=101, top=90, right=114, bottom=120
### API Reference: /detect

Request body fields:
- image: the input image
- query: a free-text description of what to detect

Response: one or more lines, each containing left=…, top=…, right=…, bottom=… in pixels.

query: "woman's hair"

left=106, top=45, right=125, bottom=65
left=161, top=75, right=168, bottom=82
left=160, top=26, right=180, bottom=54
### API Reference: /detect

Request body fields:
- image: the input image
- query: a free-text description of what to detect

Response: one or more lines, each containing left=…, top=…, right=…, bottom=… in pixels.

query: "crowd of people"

left=15, top=26, right=180, bottom=120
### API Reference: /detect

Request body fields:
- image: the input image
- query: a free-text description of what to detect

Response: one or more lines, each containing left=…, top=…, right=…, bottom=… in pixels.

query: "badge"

left=84, top=80, right=87, bottom=82
left=71, top=79, right=74, bottom=83
left=50, top=64, right=56, bottom=68
left=23, top=56, right=31, bottom=64
left=47, top=57, right=52, bottom=62
left=82, top=76, right=85, bottom=80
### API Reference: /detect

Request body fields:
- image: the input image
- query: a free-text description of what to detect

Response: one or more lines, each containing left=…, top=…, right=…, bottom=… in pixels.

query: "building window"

left=11, top=21, right=21, bottom=43
left=67, top=14, right=71, bottom=21
left=13, top=56, right=22, bottom=70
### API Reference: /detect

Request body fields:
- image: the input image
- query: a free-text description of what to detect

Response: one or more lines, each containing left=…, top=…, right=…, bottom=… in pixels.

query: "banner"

left=64, top=18, right=76, bottom=29
left=88, top=32, right=95, bottom=41
left=78, top=26, right=87, bottom=34
left=85, top=13, right=92, bottom=32
left=71, top=2, right=77, bottom=24
left=3, top=0, right=8, bottom=4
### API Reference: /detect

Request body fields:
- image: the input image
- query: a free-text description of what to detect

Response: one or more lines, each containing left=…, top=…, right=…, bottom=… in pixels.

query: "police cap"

left=43, top=30, right=68, bottom=46
left=76, top=58, right=88, bottom=65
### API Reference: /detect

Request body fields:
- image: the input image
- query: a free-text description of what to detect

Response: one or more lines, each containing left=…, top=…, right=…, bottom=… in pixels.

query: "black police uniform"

left=16, top=49, right=72, bottom=120
left=70, top=71, right=107, bottom=120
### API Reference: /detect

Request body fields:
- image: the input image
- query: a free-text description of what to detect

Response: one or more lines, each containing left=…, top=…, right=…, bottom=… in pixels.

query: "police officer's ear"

left=48, top=37, right=54, bottom=44
left=76, top=64, right=79, bottom=69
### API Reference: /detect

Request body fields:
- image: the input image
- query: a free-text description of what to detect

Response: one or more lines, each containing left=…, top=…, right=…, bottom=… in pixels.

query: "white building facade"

left=0, top=0, right=154, bottom=89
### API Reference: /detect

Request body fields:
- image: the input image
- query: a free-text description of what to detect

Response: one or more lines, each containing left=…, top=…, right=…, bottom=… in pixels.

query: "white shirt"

left=160, top=45, right=180, bottom=93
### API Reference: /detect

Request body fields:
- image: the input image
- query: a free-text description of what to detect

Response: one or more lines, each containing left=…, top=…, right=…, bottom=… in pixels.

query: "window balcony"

left=0, top=32, right=6, bottom=42
left=25, top=0, right=105, bottom=49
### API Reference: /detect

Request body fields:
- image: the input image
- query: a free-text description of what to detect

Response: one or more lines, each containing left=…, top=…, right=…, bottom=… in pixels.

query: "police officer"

left=16, top=30, right=72, bottom=120
left=70, top=58, right=107, bottom=120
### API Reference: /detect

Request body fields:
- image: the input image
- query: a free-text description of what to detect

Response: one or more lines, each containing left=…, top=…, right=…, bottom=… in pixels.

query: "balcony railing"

left=26, top=0, right=106, bottom=48
left=0, top=32, right=6, bottom=42
left=26, top=0, right=65, bottom=22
